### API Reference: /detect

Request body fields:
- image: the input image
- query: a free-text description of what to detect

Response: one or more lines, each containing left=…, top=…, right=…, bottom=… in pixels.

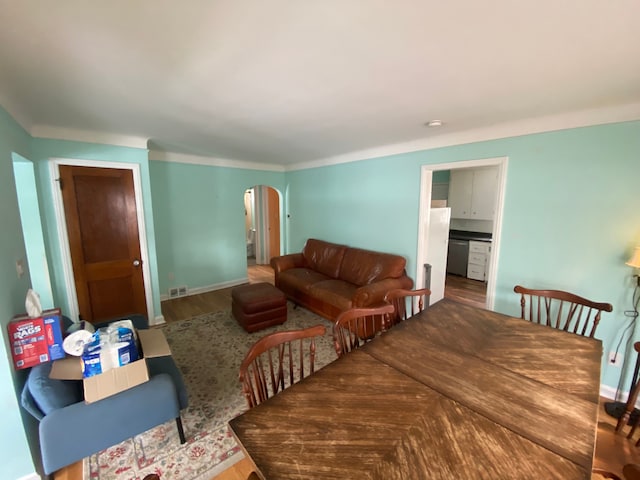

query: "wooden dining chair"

left=591, top=468, right=622, bottom=480
left=591, top=469, right=623, bottom=480
left=239, top=324, right=326, bottom=409
left=332, top=304, right=395, bottom=357
left=513, top=285, right=613, bottom=338
left=623, top=464, right=640, bottom=480
left=616, top=342, right=640, bottom=445
left=384, top=288, right=431, bottom=326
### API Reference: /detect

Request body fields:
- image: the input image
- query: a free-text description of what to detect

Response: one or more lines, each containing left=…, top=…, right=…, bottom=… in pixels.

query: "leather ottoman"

left=232, top=282, right=287, bottom=333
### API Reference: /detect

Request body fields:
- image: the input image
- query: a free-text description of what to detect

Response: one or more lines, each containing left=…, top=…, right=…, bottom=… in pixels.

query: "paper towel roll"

left=63, top=321, right=95, bottom=356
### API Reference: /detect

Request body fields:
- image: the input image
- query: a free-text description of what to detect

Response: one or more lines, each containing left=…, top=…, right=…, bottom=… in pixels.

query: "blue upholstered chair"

left=20, top=315, right=189, bottom=475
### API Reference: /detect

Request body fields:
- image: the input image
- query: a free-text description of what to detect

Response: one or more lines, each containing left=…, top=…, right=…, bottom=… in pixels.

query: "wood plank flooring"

left=54, top=265, right=640, bottom=479
left=161, top=264, right=274, bottom=323
left=444, top=273, right=487, bottom=309
left=212, top=456, right=258, bottom=480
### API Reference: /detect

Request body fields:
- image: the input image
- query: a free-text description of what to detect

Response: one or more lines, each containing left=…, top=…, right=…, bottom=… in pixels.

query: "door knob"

left=133, top=259, right=141, bottom=267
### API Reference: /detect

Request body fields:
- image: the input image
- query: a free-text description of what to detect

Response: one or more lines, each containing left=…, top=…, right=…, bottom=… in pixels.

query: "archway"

left=244, top=185, right=281, bottom=269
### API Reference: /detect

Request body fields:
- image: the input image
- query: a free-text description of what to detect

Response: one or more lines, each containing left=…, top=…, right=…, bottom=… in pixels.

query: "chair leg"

left=176, top=416, right=186, bottom=444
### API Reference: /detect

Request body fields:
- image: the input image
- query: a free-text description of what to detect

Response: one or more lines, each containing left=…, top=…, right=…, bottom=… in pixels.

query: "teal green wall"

left=30, top=139, right=163, bottom=322
left=12, top=153, right=54, bottom=308
left=433, top=169, right=450, bottom=183
left=286, top=121, right=640, bottom=392
left=149, top=160, right=285, bottom=294
left=286, top=150, right=424, bottom=264
left=0, top=108, right=42, bottom=479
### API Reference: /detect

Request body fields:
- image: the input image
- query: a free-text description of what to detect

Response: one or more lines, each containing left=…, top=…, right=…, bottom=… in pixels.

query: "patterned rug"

left=85, top=303, right=337, bottom=480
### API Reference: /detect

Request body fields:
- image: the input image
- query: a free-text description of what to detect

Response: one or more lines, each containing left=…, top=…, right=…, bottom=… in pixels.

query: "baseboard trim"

left=160, top=277, right=249, bottom=302
left=600, top=384, right=619, bottom=401
left=16, top=472, right=41, bottom=480
left=151, top=314, right=166, bottom=326
left=599, top=383, right=640, bottom=407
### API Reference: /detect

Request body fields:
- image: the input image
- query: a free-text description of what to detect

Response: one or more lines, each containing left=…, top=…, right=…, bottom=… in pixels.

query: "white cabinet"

left=467, top=241, right=491, bottom=281
left=448, top=167, right=498, bottom=220
left=448, top=169, right=473, bottom=218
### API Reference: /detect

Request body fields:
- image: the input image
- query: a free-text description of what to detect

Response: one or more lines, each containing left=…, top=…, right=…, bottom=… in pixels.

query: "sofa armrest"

left=352, top=276, right=414, bottom=307
left=271, top=253, right=305, bottom=274
left=40, top=373, right=181, bottom=474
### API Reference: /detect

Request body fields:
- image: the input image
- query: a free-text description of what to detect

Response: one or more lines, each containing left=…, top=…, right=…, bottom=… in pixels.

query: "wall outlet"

left=608, top=351, right=621, bottom=366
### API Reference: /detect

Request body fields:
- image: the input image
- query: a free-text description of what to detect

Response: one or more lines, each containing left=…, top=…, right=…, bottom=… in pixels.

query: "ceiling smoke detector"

left=425, top=120, right=443, bottom=127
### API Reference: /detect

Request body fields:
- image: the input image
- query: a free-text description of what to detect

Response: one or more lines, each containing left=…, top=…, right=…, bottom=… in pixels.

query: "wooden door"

left=266, top=187, right=280, bottom=261
left=59, top=165, right=147, bottom=323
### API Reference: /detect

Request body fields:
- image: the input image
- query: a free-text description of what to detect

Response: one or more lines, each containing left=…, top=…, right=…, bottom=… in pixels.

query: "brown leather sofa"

left=270, top=238, right=413, bottom=321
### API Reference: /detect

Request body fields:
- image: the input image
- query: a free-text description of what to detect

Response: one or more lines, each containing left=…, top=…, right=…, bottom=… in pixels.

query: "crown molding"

left=30, top=125, right=149, bottom=149
left=0, top=96, right=33, bottom=133
left=286, top=102, right=640, bottom=171
left=149, top=150, right=286, bottom=172
left=7, top=101, right=639, bottom=171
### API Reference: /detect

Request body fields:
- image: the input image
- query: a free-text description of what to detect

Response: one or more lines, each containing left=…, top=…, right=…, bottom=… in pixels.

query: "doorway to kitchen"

left=416, top=157, right=508, bottom=310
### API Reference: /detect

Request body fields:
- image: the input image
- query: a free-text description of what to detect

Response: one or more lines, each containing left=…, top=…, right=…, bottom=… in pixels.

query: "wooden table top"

left=229, top=299, right=602, bottom=479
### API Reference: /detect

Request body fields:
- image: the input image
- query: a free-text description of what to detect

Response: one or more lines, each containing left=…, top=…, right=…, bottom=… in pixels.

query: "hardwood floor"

left=55, top=265, right=640, bottom=479
left=444, top=273, right=487, bottom=309
left=212, top=456, right=258, bottom=480
left=595, top=401, right=640, bottom=477
left=161, top=263, right=274, bottom=323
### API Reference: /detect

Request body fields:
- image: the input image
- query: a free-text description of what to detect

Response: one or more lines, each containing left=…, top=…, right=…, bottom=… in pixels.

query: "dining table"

left=229, top=298, right=603, bottom=479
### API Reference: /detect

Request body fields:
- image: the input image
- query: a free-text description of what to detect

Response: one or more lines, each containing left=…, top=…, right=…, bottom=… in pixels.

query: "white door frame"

left=50, top=158, right=155, bottom=322
left=416, top=156, right=508, bottom=310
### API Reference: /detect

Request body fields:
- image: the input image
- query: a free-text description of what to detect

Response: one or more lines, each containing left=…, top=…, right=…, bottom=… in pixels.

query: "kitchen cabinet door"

left=448, top=167, right=498, bottom=220
left=448, top=169, right=473, bottom=218
left=470, top=168, right=498, bottom=220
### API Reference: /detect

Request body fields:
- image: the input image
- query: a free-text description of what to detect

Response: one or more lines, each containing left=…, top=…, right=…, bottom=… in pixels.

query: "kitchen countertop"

left=449, top=229, right=492, bottom=242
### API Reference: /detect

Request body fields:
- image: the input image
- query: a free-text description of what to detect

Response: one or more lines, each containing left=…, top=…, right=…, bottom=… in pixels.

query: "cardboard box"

left=50, top=329, right=172, bottom=403
left=8, top=309, right=64, bottom=370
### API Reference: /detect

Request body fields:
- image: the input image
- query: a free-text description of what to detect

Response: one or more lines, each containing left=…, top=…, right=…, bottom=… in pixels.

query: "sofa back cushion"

left=339, top=247, right=407, bottom=286
left=302, top=239, right=348, bottom=279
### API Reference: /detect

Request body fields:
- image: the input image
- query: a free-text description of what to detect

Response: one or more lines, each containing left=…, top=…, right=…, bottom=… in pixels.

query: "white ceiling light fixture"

left=425, top=120, right=444, bottom=127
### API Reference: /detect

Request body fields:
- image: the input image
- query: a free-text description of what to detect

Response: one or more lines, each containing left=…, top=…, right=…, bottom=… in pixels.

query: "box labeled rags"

left=8, top=309, right=64, bottom=370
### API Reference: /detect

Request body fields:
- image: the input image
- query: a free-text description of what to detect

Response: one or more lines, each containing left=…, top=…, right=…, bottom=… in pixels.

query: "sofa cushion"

left=302, top=239, right=348, bottom=279
left=278, top=268, right=333, bottom=294
left=308, top=279, right=358, bottom=311
left=339, top=248, right=407, bottom=286
left=27, top=362, right=83, bottom=415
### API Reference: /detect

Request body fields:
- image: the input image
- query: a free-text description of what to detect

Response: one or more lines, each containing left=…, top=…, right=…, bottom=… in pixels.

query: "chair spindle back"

left=333, top=304, right=395, bottom=357
left=239, top=324, right=326, bottom=409
left=514, top=285, right=612, bottom=338
left=384, top=288, right=431, bottom=326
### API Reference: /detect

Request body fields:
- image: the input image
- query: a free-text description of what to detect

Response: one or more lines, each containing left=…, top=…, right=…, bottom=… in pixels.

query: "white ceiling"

left=1, top=0, right=639, bottom=167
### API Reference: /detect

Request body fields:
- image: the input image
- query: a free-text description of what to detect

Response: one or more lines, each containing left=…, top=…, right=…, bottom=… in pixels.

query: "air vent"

left=168, top=285, right=188, bottom=298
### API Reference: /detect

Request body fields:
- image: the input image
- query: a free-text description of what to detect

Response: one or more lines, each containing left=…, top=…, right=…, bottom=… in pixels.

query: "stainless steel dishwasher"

left=447, top=239, right=469, bottom=276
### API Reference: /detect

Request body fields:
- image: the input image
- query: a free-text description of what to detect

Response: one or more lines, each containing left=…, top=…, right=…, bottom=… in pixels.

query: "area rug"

left=85, top=303, right=337, bottom=480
